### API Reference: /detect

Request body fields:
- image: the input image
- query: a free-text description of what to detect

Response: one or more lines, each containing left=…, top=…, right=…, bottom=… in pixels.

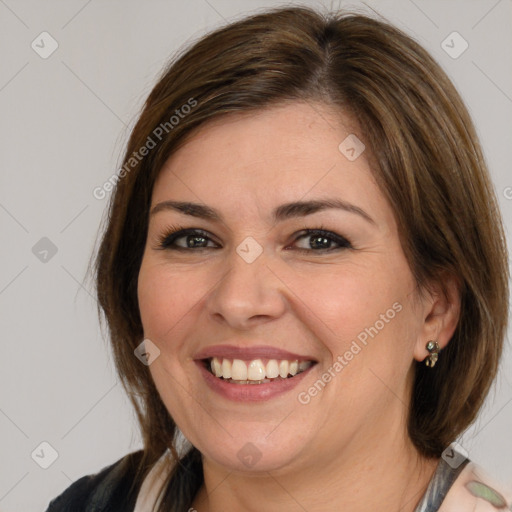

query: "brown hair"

left=94, top=6, right=509, bottom=510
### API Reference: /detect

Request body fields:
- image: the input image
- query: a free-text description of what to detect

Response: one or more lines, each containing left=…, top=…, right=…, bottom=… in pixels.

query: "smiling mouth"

left=204, top=357, right=315, bottom=384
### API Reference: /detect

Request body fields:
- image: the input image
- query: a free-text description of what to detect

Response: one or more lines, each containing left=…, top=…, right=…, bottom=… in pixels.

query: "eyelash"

left=156, top=224, right=353, bottom=253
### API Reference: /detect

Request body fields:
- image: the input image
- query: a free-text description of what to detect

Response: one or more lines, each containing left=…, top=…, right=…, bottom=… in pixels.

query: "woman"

left=46, top=6, right=511, bottom=512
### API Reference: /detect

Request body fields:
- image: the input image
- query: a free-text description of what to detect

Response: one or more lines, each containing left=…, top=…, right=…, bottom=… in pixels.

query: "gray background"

left=1, top=0, right=511, bottom=510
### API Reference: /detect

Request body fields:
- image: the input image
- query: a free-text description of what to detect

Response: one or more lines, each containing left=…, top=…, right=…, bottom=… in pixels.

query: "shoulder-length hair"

left=94, top=6, right=509, bottom=510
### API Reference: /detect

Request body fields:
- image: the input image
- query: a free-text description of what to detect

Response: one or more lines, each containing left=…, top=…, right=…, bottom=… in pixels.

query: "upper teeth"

left=209, top=357, right=313, bottom=380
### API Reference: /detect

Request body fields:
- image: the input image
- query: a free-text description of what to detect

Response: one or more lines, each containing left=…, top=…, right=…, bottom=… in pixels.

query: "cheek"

left=137, top=261, right=205, bottom=417
left=288, top=258, right=419, bottom=394
left=291, top=261, right=408, bottom=343
left=137, top=260, right=203, bottom=341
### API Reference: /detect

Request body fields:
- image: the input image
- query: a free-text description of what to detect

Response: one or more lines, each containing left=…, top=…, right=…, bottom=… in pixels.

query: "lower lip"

left=195, top=361, right=315, bottom=402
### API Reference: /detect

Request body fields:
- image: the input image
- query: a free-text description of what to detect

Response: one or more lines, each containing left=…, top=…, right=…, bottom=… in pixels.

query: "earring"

left=425, top=341, right=440, bottom=367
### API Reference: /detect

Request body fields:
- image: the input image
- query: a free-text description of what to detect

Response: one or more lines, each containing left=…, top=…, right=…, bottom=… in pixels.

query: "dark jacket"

left=45, top=450, right=145, bottom=512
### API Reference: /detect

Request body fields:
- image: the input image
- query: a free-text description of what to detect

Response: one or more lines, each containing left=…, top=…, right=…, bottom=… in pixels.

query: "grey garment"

left=413, top=457, right=470, bottom=512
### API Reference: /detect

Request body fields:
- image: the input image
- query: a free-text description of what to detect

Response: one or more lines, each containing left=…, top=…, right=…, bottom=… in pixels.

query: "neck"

left=191, top=428, right=439, bottom=512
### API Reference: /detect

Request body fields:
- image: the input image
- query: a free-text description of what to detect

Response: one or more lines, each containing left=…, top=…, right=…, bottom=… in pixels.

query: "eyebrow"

left=150, top=199, right=375, bottom=225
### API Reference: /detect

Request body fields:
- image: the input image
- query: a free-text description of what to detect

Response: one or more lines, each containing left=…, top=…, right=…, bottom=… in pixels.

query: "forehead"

left=152, top=102, right=391, bottom=226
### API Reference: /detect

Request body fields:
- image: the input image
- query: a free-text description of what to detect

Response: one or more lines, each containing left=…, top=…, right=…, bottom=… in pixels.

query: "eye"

left=290, top=228, right=352, bottom=252
left=158, top=226, right=220, bottom=250
left=156, top=225, right=352, bottom=253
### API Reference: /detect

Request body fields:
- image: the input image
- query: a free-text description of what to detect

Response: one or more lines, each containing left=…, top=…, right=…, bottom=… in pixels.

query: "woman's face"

left=138, top=102, right=433, bottom=473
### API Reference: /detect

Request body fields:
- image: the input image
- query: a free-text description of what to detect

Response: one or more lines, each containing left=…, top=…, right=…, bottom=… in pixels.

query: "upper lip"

left=194, top=344, right=318, bottom=362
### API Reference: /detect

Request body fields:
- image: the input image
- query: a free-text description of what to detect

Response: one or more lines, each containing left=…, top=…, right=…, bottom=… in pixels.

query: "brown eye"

left=292, top=229, right=352, bottom=252
left=159, top=229, right=219, bottom=250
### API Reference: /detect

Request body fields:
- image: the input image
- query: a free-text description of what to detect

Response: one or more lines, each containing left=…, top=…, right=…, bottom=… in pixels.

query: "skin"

left=137, top=101, right=460, bottom=511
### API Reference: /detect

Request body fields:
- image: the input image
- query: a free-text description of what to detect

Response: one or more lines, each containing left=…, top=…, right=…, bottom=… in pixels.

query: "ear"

left=413, top=273, right=461, bottom=363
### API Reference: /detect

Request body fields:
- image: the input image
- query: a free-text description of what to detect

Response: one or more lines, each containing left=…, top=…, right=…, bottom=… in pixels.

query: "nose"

left=206, top=244, right=287, bottom=330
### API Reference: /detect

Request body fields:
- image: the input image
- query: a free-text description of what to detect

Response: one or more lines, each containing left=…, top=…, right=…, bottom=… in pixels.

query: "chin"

left=202, top=444, right=301, bottom=474
left=187, top=423, right=310, bottom=474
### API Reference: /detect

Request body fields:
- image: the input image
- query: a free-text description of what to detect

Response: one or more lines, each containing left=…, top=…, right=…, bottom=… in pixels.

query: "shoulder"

left=439, top=460, right=512, bottom=512
left=45, top=450, right=145, bottom=512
